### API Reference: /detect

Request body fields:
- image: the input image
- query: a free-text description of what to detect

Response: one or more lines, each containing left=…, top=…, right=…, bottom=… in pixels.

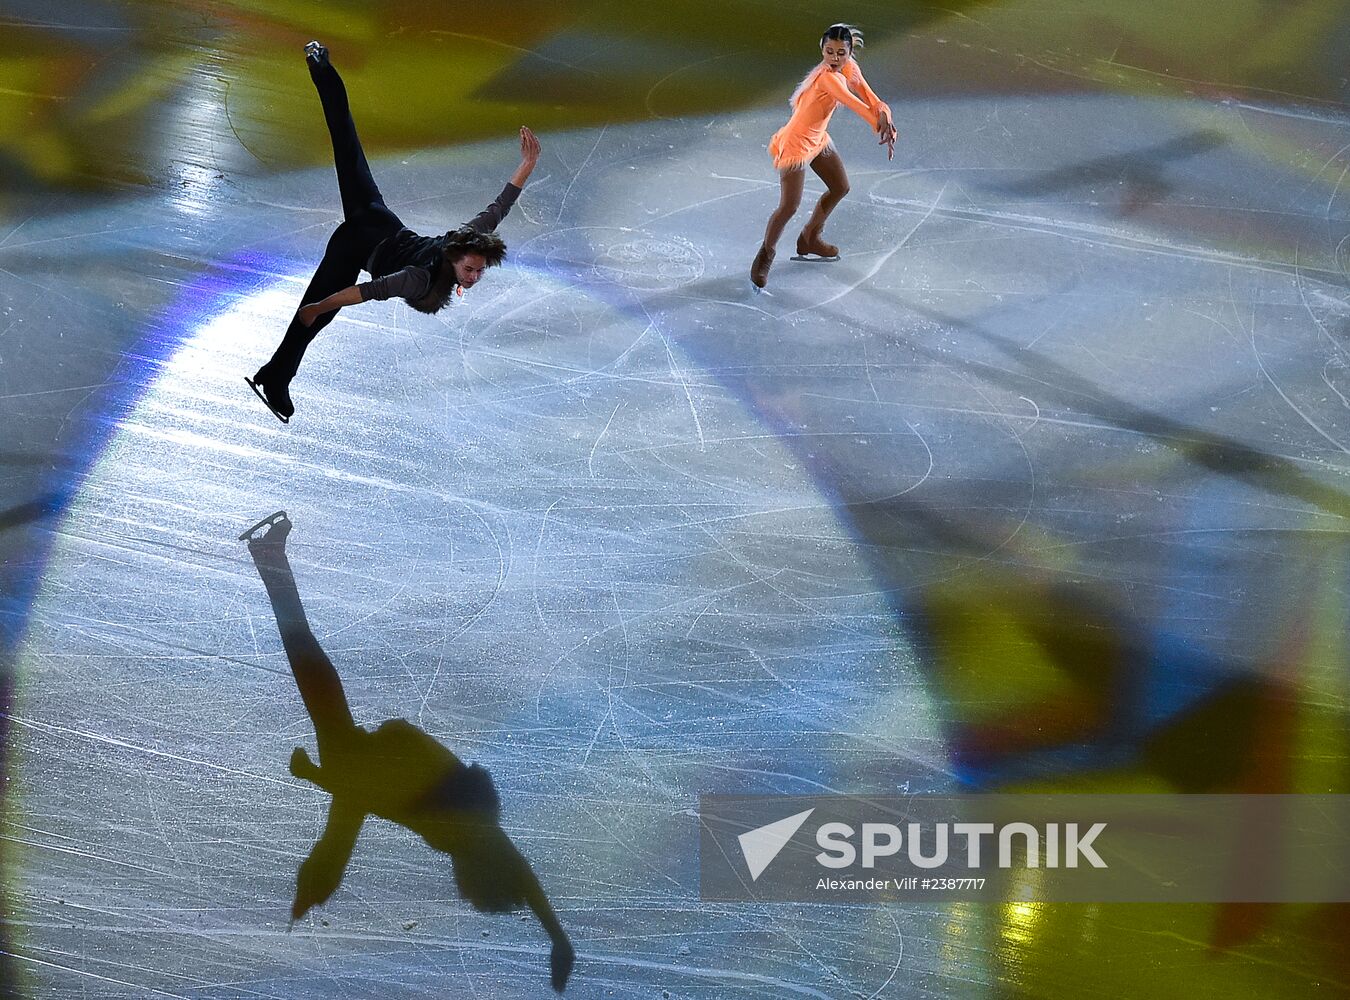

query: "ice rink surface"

left=2, top=2, right=1349, bottom=997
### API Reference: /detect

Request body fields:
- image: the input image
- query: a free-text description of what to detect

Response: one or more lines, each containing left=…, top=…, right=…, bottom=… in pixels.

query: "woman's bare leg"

left=762, top=167, right=806, bottom=252
left=752, top=167, right=805, bottom=287
left=798, top=147, right=850, bottom=256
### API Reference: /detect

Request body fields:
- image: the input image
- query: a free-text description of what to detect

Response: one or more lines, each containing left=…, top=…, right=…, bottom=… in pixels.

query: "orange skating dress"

left=769, top=58, right=891, bottom=171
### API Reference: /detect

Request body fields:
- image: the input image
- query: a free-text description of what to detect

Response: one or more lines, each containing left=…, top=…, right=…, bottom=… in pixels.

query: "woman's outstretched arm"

left=818, top=69, right=896, bottom=159
left=817, top=69, right=882, bottom=128
left=848, top=64, right=890, bottom=121
left=847, top=63, right=897, bottom=158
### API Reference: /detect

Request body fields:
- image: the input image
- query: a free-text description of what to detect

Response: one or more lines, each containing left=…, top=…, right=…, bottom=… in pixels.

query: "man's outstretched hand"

left=520, top=126, right=541, bottom=166
left=550, top=937, right=575, bottom=992
left=511, top=127, right=542, bottom=188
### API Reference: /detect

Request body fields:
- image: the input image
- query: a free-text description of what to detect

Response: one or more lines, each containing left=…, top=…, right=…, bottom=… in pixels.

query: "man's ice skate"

left=792, top=231, right=840, bottom=261
left=304, top=40, right=329, bottom=68
left=246, top=372, right=294, bottom=423
left=238, top=510, right=291, bottom=544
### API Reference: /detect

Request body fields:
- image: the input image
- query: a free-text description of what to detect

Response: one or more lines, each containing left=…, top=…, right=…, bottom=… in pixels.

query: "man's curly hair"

left=440, top=226, right=507, bottom=267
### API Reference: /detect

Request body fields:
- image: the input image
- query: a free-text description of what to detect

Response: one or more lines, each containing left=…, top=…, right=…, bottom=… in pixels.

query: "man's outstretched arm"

left=508, top=126, right=541, bottom=189
left=297, top=286, right=363, bottom=326
left=292, top=796, right=366, bottom=921
left=297, top=266, right=433, bottom=324
left=526, top=878, right=575, bottom=993
left=465, top=127, right=542, bottom=234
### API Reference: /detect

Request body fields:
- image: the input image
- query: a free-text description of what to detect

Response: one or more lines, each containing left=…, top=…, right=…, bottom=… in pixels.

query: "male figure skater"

left=241, top=511, right=575, bottom=991
left=247, top=41, right=541, bottom=422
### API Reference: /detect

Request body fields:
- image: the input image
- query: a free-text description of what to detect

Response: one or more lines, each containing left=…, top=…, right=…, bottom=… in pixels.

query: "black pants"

left=250, top=543, right=358, bottom=761
left=258, top=61, right=405, bottom=385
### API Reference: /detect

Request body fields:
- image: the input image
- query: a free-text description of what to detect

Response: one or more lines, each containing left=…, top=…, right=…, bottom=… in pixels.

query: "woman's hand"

left=298, top=303, right=323, bottom=327
left=877, top=114, right=897, bottom=161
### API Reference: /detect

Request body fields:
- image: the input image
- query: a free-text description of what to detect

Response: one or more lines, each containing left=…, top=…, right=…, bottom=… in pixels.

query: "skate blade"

left=238, top=510, right=289, bottom=542
left=791, top=254, right=840, bottom=262
left=245, top=377, right=290, bottom=424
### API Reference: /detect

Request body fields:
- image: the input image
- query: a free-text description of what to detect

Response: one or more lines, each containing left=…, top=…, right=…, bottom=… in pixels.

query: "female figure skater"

left=247, top=41, right=542, bottom=422
left=750, top=24, right=896, bottom=291
left=241, top=511, right=576, bottom=992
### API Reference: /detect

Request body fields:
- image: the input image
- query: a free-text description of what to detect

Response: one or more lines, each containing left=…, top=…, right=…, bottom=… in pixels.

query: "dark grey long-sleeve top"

left=356, top=182, right=521, bottom=303
left=358, top=268, right=430, bottom=303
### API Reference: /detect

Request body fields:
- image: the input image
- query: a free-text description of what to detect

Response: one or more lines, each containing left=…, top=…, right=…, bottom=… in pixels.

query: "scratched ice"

left=5, top=38, right=1350, bottom=1000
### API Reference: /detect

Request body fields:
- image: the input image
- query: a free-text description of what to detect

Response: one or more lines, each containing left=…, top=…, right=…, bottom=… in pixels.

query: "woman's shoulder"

left=812, top=66, right=852, bottom=96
